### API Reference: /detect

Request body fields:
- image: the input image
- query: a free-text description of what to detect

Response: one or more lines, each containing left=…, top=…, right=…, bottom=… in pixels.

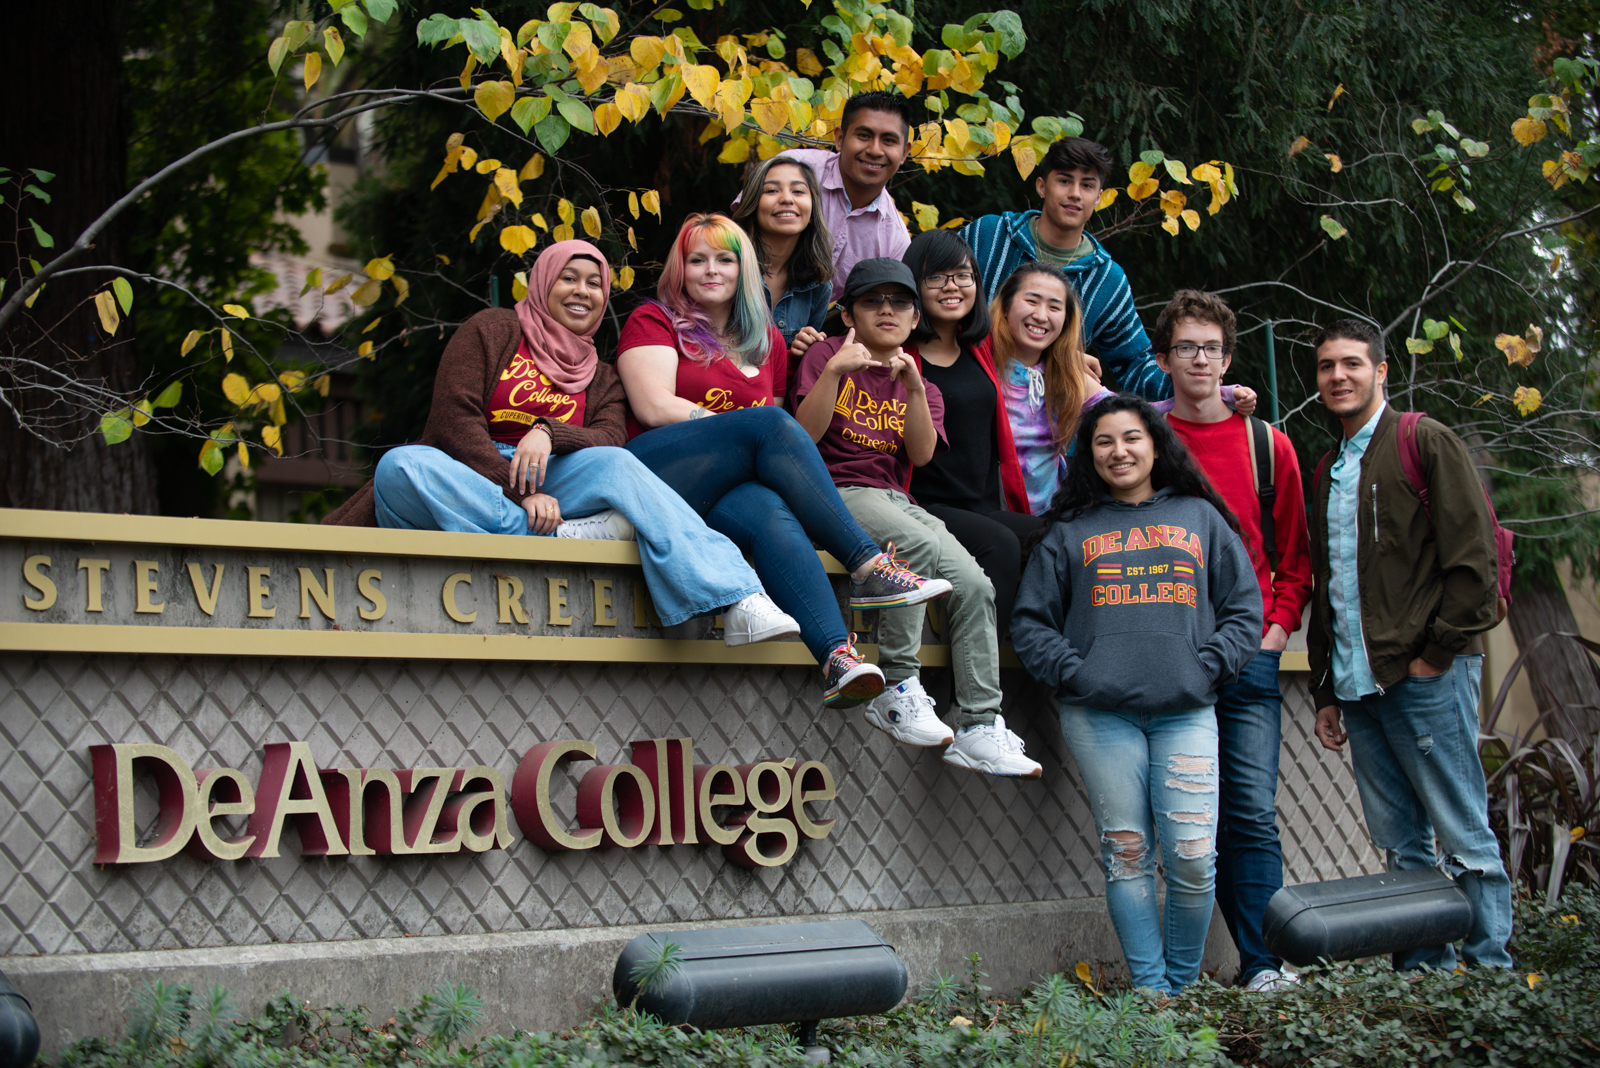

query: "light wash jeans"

left=836, top=486, right=1002, bottom=726
left=372, top=443, right=762, bottom=626
left=1059, top=702, right=1219, bottom=993
left=1340, top=654, right=1514, bottom=970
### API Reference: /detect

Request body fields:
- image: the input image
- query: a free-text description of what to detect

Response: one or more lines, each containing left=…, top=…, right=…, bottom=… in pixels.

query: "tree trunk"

left=1506, top=575, right=1600, bottom=743
left=0, top=1, right=157, bottom=514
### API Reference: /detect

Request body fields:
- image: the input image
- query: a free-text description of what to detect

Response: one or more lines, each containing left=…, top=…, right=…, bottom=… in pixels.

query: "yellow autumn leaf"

left=238, top=442, right=251, bottom=470
left=796, top=47, right=823, bottom=76
left=303, top=51, right=322, bottom=91
left=501, top=225, right=539, bottom=256
left=520, top=154, right=545, bottom=181
left=511, top=272, right=528, bottom=301
left=615, top=265, right=635, bottom=290
left=581, top=206, right=601, bottom=238
left=1327, top=153, right=1343, bottom=172
left=475, top=81, right=516, bottom=123
left=362, top=316, right=382, bottom=334
left=325, top=273, right=354, bottom=294
left=223, top=303, right=251, bottom=318
left=1011, top=141, right=1038, bottom=179
left=595, top=101, right=622, bottom=135
left=1511, top=117, right=1546, bottom=146
left=219, top=329, right=234, bottom=362
left=1495, top=333, right=1534, bottom=367
left=1127, top=160, right=1155, bottom=184
left=641, top=189, right=661, bottom=219
left=1128, top=178, right=1160, bottom=201
left=1181, top=209, right=1201, bottom=231
left=1513, top=386, right=1542, bottom=416
left=358, top=341, right=374, bottom=359
left=221, top=373, right=250, bottom=406
left=1525, top=324, right=1543, bottom=352
left=1074, top=961, right=1101, bottom=996
left=459, top=146, right=479, bottom=170
left=278, top=370, right=308, bottom=392
left=350, top=279, right=383, bottom=307
left=718, top=137, right=752, bottom=163
left=245, top=381, right=281, bottom=407
left=1161, top=215, right=1180, bottom=235
left=552, top=223, right=575, bottom=242
left=682, top=65, right=720, bottom=109
left=628, top=191, right=640, bottom=219
left=494, top=167, right=523, bottom=207
left=530, top=214, right=548, bottom=231
left=556, top=198, right=575, bottom=225
left=1327, top=82, right=1346, bottom=110
left=180, top=329, right=202, bottom=357
left=948, top=1016, right=973, bottom=1028
left=750, top=98, right=789, bottom=135
left=391, top=275, right=409, bottom=307
left=262, top=424, right=283, bottom=456
left=940, top=217, right=967, bottom=230
left=615, top=82, right=651, bottom=122
left=911, top=201, right=939, bottom=231
left=627, top=226, right=637, bottom=249
left=94, top=290, right=121, bottom=335
left=630, top=36, right=666, bottom=74
left=364, top=257, right=395, bottom=281
left=1159, top=189, right=1187, bottom=216
left=1288, top=135, right=1311, bottom=157
left=1526, top=972, right=1542, bottom=988
left=473, top=158, right=501, bottom=175
left=1095, top=188, right=1119, bottom=211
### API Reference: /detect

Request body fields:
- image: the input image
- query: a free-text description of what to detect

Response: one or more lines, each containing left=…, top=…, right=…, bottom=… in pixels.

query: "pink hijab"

left=514, top=239, right=612, bottom=395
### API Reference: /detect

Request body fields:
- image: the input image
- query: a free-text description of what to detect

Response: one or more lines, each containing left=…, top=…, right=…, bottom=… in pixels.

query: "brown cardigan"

left=324, top=308, right=627, bottom=527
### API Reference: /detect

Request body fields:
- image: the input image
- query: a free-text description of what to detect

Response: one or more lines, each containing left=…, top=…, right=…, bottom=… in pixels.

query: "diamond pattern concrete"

left=0, top=653, right=1378, bottom=955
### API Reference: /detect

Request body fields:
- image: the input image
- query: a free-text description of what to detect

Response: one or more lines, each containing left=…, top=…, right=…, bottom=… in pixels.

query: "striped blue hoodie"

left=960, top=210, right=1172, bottom=401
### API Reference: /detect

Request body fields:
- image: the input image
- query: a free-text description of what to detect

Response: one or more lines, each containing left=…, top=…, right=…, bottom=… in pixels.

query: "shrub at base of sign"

left=91, top=739, right=835, bottom=870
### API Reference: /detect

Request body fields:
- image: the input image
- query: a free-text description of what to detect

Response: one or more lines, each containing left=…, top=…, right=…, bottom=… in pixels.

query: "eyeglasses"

left=922, top=271, right=975, bottom=290
left=1168, top=342, right=1226, bottom=361
left=855, top=294, right=917, bottom=312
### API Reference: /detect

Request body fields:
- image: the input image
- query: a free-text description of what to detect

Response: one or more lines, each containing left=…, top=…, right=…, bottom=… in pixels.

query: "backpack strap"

left=1397, top=411, right=1430, bottom=517
left=1244, top=415, right=1277, bottom=561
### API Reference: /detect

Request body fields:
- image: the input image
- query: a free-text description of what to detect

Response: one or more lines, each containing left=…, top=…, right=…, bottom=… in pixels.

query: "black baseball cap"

left=840, top=258, right=919, bottom=307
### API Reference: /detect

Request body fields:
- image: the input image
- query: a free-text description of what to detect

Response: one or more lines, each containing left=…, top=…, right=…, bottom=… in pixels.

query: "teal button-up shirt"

left=1329, top=402, right=1385, bottom=700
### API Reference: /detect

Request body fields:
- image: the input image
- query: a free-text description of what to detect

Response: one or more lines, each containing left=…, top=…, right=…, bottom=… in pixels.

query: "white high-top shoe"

left=863, top=677, right=955, bottom=747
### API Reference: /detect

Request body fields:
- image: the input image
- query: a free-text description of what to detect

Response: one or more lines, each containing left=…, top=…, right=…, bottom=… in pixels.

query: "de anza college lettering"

left=94, top=739, right=838, bottom=869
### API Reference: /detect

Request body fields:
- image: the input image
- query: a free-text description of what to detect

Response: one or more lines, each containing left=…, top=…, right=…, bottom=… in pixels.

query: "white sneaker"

left=721, top=592, right=801, bottom=646
left=942, top=715, right=1042, bottom=779
left=1243, top=968, right=1299, bottom=993
left=863, top=677, right=954, bottom=747
left=555, top=508, right=635, bottom=541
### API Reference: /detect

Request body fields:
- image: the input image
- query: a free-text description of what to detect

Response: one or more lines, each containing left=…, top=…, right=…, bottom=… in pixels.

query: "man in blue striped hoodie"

left=960, top=138, right=1172, bottom=400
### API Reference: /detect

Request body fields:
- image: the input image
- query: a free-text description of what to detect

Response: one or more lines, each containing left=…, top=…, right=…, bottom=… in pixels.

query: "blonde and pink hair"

left=653, top=213, right=772, bottom=366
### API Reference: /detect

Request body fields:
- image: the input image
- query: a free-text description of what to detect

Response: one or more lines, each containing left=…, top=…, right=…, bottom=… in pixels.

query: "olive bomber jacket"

left=1307, top=405, right=1499, bottom=709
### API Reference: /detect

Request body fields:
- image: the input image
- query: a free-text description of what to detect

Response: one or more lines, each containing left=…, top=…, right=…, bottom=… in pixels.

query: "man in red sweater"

left=1154, top=290, right=1313, bottom=993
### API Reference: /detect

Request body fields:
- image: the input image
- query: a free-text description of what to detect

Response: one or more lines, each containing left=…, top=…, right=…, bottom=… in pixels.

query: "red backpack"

left=1315, top=411, right=1513, bottom=623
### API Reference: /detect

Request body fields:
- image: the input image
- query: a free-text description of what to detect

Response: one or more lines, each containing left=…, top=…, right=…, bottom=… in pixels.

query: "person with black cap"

left=793, top=257, right=1043, bottom=779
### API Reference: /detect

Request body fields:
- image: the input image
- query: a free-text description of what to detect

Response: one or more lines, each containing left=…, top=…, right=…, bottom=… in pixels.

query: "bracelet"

left=531, top=421, right=553, bottom=438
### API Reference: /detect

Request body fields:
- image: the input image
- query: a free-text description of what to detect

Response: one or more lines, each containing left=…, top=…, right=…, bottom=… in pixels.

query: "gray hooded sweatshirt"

left=1012, top=487, right=1263, bottom=712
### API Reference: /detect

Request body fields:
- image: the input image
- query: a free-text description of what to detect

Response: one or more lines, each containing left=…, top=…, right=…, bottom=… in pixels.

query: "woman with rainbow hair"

left=619, top=212, right=951, bottom=710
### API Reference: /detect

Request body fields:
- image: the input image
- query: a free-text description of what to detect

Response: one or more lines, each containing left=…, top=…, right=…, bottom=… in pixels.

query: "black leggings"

left=922, top=505, right=1045, bottom=636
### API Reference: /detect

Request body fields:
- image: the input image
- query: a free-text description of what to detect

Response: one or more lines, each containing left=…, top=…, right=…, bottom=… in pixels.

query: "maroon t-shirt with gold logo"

left=618, top=302, right=787, bottom=439
left=794, top=335, right=947, bottom=494
left=486, top=339, right=587, bottom=444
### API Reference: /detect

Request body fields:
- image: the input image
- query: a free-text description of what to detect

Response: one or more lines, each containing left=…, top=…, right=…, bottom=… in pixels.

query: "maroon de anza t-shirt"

left=618, top=302, right=787, bottom=439
left=794, top=335, right=948, bottom=494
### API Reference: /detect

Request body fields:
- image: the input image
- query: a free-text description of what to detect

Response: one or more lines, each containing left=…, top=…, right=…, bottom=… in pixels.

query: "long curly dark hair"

left=1029, top=394, right=1240, bottom=547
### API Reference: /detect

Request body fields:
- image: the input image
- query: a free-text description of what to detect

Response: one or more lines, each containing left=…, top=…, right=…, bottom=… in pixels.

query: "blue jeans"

left=627, top=407, right=881, bottom=661
left=1214, top=648, right=1285, bottom=983
left=373, top=443, right=762, bottom=626
left=1340, top=655, right=1513, bottom=970
left=1059, top=703, right=1219, bottom=993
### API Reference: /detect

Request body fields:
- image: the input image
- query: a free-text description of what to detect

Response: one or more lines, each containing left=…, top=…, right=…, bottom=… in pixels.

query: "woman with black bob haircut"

left=1012, top=393, right=1261, bottom=995
left=901, top=229, right=1041, bottom=632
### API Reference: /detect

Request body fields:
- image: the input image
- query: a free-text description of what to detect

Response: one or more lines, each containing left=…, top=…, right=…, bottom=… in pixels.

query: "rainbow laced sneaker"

left=821, top=634, right=885, bottom=709
left=847, top=544, right=952, bottom=609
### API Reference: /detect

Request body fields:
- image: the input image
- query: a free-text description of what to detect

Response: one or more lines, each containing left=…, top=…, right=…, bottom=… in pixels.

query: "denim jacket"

left=765, top=276, right=831, bottom=346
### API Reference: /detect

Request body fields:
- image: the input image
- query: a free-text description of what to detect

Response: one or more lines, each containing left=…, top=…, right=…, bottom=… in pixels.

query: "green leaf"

left=23, top=183, right=51, bottom=204
left=535, top=113, right=570, bottom=155
left=1452, top=190, right=1476, bottom=212
left=511, top=96, right=550, bottom=134
left=28, top=168, right=54, bottom=182
left=283, top=19, right=313, bottom=51
left=556, top=98, right=593, bottom=134
left=417, top=15, right=461, bottom=46
left=1405, top=337, right=1433, bottom=355
left=153, top=381, right=183, bottom=408
left=460, top=16, right=502, bottom=63
left=765, top=36, right=785, bottom=59
left=363, top=0, right=397, bottom=22
left=1423, top=318, right=1449, bottom=340
left=341, top=5, right=369, bottom=38
left=112, top=277, right=133, bottom=314
left=1460, top=138, right=1489, bottom=158
left=1139, top=149, right=1166, bottom=167
left=199, top=440, right=226, bottom=475
left=99, top=410, right=133, bottom=445
left=988, top=10, right=1026, bottom=59
left=1319, top=215, right=1348, bottom=240
left=882, top=11, right=914, bottom=49
left=28, top=219, right=53, bottom=248
left=537, top=21, right=571, bottom=54
left=268, top=35, right=289, bottom=74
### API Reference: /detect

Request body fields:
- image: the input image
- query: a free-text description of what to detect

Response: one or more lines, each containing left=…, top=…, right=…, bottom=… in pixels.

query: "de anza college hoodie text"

left=1012, top=488, right=1263, bottom=712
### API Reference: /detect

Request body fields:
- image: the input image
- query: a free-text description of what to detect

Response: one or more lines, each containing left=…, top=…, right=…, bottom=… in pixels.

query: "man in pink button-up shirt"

left=764, top=91, right=915, bottom=300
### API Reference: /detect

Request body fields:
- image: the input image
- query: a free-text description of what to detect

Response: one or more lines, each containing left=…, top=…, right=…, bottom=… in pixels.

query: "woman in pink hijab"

left=329, top=240, right=799, bottom=644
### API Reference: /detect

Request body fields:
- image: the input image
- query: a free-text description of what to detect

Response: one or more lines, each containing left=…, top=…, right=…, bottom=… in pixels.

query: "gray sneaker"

left=1243, top=968, right=1299, bottom=993
left=847, top=543, right=952, bottom=609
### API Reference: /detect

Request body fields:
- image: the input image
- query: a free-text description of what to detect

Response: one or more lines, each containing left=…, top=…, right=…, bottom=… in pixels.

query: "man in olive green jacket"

left=1307, top=319, right=1511, bottom=971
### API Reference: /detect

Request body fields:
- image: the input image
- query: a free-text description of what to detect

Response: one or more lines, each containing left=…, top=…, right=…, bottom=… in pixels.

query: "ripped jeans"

left=1059, top=703, right=1218, bottom=993
left=1341, top=655, right=1513, bottom=970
